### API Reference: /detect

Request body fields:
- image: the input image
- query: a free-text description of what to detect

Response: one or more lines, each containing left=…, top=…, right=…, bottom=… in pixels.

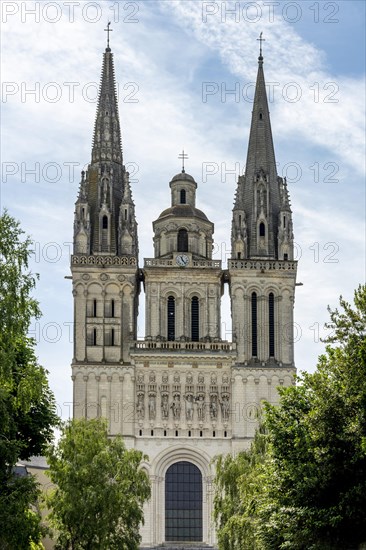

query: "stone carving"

left=136, top=394, right=145, bottom=420
left=148, top=394, right=156, bottom=420
left=220, top=394, right=230, bottom=421
left=161, top=394, right=169, bottom=419
left=162, top=372, right=168, bottom=383
left=196, top=394, right=205, bottom=422
left=210, top=395, right=218, bottom=420
left=184, top=394, right=194, bottom=422
left=170, top=394, right=181, bottom=420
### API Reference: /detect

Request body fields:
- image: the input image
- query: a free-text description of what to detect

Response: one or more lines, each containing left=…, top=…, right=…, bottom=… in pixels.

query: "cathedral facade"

left=71, top=40, right=297, bottom=547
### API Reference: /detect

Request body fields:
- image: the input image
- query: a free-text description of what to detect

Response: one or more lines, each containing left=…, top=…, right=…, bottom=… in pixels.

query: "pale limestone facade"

left=71, top=45, right=297, bottom=547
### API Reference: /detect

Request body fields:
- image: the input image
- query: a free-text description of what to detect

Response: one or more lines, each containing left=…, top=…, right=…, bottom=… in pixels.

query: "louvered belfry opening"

left=191, top=296, right=199, bottom=341
left=167, top=296, right=175, bottom=341
left=251, top=292, right=258, bottom=357
left=269, top=292, right=275, bottom=357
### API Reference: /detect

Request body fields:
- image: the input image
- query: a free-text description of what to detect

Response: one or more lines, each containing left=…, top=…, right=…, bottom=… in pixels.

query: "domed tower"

left=144, top=168, right=222, bottom=341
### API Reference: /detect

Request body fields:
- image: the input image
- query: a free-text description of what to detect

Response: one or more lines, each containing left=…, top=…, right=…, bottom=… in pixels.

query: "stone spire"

left=92, top=46, right=123, bottom=165
left=73, top=43, right=138, bottom=258
left=231, top=45, right=293, bottom=260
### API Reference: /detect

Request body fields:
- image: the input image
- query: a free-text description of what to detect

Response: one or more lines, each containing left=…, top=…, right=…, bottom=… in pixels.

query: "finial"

left=104, top=21, right=113, bottom=50
left=257, top=31, right=265, bottom=59
left=178, top=149, right=189, bottom=173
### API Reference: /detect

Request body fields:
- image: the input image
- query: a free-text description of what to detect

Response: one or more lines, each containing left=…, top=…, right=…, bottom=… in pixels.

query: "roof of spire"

left=91, top=47, right=123, bottom=165
left=244, top=47, right=277, bottom=184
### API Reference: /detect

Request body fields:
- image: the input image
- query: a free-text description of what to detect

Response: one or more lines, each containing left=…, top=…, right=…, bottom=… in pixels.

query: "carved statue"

left=196, top=395, right=205, bottom=421
left=210, top=395, right=218, bottom=420
left=184, top=394, right=194, bottom=422
left=220, top=395, right=230, bottom=421
left=136, top=394, right=145, bottom=420
left=161, top=394, right=169, bottom=419
left=170, top=395, right=181, bottom=420
left=148, top=394, right=156, bottom=420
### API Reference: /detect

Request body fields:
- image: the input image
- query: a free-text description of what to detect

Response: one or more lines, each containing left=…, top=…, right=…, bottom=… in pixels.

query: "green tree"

left=46, top=418, right=151, bottom=550
left=0, top=210, right=59, bottom=549
left=214, top=284, right=366, bottom=549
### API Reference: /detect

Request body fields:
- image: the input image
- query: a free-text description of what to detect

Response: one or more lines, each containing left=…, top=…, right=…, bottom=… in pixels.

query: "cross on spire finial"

left=104, top=21, right=113, bottom=50
left=178, top=150, right=189, bottom=173
left=257, top=31, right=265, bottom=57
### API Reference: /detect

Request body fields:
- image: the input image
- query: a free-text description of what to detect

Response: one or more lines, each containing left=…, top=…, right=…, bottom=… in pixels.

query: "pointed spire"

left=92, top=45, right=122, bottom=165
left=245, top=35, right=277, bottom=186
left=231, top=41, right=286, bottom=260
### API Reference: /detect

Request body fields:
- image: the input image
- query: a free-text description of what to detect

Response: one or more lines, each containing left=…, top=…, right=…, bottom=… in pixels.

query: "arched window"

left=165, top=462, right=202, bottom=542
left=259, top=112, right=263, bottom=120
left=93, top=327, right=97, bottom=346
left=177, top=229, right=188, bottom=252
left=111, top=299, right=115, bottom=318
left=102, top=215, right=108, bottom=229
left=111, top=328, right=115, bottom=347
left=259, top=222, right=265, bottom=237
left=251, top=292, right=258, bottom=357
left=93, top=299, right=97, bottom=317
left=191, top=296, right=199, bottom=341
left=180, top=189, right=186, bottom=204
left=167, top=296, right=175, bottom=341
left=269, top=293, right=275, bottom=357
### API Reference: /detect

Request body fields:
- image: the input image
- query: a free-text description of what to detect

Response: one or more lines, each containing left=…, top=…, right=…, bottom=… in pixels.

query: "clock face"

left=176, top=254, right=189, bottom=267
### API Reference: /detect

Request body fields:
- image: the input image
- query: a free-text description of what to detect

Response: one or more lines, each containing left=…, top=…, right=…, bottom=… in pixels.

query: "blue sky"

left=1, top=0, right=365, bottom=420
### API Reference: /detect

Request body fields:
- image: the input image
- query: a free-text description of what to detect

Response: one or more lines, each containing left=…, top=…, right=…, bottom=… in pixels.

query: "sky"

left=1, top=0, right=365, bottom=421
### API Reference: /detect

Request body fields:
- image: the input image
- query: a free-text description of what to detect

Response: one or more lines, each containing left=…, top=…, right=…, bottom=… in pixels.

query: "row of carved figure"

left=136, top=392, right=230, bottom=422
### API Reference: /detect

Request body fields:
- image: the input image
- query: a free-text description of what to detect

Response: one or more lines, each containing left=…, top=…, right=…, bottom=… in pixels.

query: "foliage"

left=0, top=210, right=58, bottom=549
left=46, top=418, right=151, bottom=550
left=214, top=284, right=366, bottom=549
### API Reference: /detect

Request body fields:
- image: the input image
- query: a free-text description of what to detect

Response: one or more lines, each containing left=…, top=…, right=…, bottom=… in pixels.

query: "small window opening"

left=102, top=215, right=108, bottom=230
left=139, top=429, right=142, bottom=436
left=239, top=215, right=242, bottom=225
left=224, top=430, right=227, bottom=437
left=111, top=328, right=115, bottom=347
left=175, top=430, right=178, bottom=437
left=188, top=430, right=191, bottom=437
left=125, top=208, right=127, bottom=220
left=177, top=228, right=188, bottom=252
left=284, top=253, right=288, bottom=261
left=164, top=430, right=167, bottom=437
left=151, top=430, right=154, bottom=436
left=200, top=430, right=203, bottom=437
left=93, top=299, right=97, bottom=317
left=237, top=252, right=241, bottom=259
left=180, top=189, right=186, bottom=204
left=283, top=216, right=286, bottom=228
left=93, top=328, right=97, bottom=346
left=259, top=222, right=265, bottom=237
left=111, top=299, right=115, bottom=318
left=213, top=430, right=216, bottom=437
left=259, top=112, right=263, bottom=120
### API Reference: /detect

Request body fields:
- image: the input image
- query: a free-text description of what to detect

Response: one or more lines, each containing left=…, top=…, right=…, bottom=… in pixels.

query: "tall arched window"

left=177, top=229, right=188, bottom=252
left=251, top=292, right=258, bottom=357
left=259, top=222, right=265, bottom=237
left=269, top=293, right=275, bottom=357
left=191, top=296, right=199, bottom=341
left=165, top=461, right=202, bottom=542
left=167, top=296, right=175, bottom=341
left=180, top=189, right=186, bottom=204
left=93, top=327, right=97, bottom=346
left=102, top=215, right=108, bottom=229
